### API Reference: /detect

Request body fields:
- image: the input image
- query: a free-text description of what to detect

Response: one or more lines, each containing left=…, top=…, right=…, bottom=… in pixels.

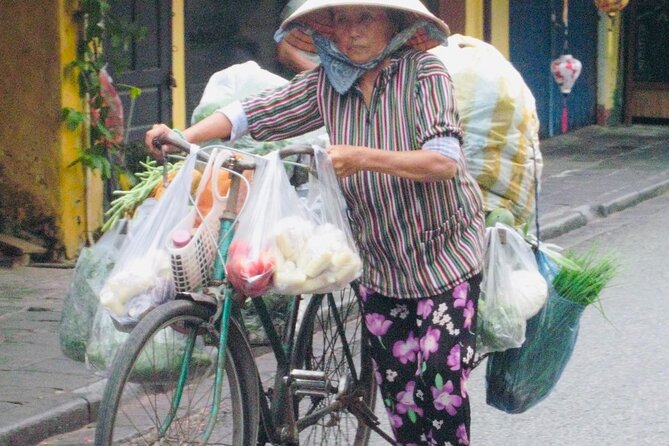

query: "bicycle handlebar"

left=152, top=130, right=315, bottom=163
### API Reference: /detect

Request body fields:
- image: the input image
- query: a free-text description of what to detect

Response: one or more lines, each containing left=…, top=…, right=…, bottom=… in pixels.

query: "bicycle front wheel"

left=293, top=287, right=377, bottom=445
left=95, top=299, right=259, bottom=445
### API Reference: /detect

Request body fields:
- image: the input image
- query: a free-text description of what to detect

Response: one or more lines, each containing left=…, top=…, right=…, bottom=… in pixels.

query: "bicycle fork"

left=156, top=288, right=234, bottom=444
left=159, top=213, right=238, bottom=443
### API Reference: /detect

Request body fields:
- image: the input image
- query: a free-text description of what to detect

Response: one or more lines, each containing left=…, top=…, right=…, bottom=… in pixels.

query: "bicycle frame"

left=155, top=136, right=392, bottom=444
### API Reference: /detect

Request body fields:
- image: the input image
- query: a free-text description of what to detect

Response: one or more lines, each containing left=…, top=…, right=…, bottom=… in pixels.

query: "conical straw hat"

left=278, top=0, right=450, bottom=53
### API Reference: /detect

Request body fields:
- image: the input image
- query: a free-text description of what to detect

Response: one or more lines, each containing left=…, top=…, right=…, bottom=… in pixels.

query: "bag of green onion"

left=485, top=247, right=617, bottom=413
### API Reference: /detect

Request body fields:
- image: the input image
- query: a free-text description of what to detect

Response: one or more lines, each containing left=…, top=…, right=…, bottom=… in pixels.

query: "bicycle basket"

left=168, top=149, right=229, bottom=292
left=168, top=209, right=222, bottom=292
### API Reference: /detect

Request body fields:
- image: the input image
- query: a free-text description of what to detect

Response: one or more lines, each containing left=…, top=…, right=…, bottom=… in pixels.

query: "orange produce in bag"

left=194, top=169, right=231, bottom=227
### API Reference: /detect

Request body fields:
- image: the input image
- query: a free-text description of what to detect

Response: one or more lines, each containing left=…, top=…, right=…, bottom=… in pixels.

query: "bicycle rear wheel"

left=95, top=299, right=259, bottom=445
left=292, top=287, right=377, bottom=445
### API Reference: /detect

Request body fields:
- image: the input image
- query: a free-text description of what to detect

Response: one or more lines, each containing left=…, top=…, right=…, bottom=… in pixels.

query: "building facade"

left=0, top=0, right=666, bottom=259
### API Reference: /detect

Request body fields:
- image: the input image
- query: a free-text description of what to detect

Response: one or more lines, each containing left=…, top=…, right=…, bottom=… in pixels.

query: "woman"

left=147, top=1, right=485, bottom=444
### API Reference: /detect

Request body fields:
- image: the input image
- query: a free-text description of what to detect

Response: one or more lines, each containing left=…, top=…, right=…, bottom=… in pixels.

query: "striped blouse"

left=242, top=49, right=485, bottom=298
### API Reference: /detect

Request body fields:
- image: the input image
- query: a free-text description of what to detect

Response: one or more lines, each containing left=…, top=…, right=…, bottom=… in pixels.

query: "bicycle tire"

left=95, top=299, right=259, bottom=445
left=292, top=287, right=377, bottom=445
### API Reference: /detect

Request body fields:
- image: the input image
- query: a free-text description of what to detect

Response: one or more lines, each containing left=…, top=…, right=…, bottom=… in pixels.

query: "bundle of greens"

left=552, top=248, right=618, bottom=308
left=101, top=158, right=190, bottom=233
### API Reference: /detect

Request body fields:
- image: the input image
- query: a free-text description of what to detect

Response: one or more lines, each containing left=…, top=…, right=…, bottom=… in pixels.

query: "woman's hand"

left=144, top=124, right=185, bottom=160
left=326, top=145, right=365, bottom=177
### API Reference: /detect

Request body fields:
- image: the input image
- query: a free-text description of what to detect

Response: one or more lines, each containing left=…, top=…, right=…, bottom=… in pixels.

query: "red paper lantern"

left=593, top=0, right=630, bottom=18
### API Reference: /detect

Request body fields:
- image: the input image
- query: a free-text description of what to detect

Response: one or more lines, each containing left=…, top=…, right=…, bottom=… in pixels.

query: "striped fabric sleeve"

left=241, top=70, right=324, bottom=141
left=414, top=55, right=464, bottom=146
left=422, top=135, right=461, bottom=161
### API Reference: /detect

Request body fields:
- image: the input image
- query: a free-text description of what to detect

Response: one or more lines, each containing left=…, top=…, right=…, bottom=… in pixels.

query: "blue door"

left=509, top=0, right=599, bottom=138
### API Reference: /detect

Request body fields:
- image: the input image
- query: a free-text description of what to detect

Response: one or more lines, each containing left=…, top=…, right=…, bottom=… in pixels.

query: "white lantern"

left=550, top=54, right=582, bottom=95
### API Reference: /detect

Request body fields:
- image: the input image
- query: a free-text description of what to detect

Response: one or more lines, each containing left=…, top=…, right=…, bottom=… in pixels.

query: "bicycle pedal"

left=289, top=369, right=327, bottom=382
left=290, top=378, right=329, bottom=395
left=288, top=369, right=329, bottom=396
left=294, top=388, right=329, bottom=397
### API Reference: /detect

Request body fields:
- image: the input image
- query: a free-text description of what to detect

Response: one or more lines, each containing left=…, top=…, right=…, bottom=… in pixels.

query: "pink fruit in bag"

left=226, top=246, right=275, bottom=297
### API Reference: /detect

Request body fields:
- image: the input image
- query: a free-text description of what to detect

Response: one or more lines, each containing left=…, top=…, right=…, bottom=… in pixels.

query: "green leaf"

left=67, top=153, right=84, bottom=168
left=118, top=83, right=143, bottom=99
left=62, top=108, right=87, bottom=131
left=384, top=398, right=393, bottom=407
left=408, top=410, right=417, bottom=423
left=434, top=373, right=443, bottom=390
left=95, top=122, right=114, bottom=139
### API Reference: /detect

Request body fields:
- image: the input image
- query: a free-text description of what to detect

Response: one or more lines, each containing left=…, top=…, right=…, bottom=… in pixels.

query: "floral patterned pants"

left=359, top=274, right=481, bottom=446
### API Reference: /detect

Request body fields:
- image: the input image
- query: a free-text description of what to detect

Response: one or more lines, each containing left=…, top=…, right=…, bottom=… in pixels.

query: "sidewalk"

left=1, top=124, right=668, bottom=446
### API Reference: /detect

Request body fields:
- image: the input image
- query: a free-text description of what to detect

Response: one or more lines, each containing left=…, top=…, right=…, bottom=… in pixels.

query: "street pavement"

left=1, top=124, right=668, bottom=446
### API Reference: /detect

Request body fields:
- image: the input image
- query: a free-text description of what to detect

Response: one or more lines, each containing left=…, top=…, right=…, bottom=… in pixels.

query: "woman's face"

left=331, top=6, right=396, bottom=64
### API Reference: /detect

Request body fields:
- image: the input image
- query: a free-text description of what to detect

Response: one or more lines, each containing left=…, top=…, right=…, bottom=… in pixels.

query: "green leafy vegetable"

left=552, top=249, right=618, bottom=307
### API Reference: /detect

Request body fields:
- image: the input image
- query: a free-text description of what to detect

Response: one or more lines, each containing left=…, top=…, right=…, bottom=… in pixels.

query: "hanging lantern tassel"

left=551, top=54, right=582, bottom=133
left=561, top=95, right=569, bottom=133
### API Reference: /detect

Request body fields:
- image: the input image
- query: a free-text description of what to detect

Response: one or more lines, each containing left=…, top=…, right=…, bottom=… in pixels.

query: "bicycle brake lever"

left=151, top=137, right=170, bottom=187
left=161, top=146, right=169, bottom=187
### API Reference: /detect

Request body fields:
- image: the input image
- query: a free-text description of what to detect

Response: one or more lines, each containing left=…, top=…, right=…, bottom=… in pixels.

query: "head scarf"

left=275, top=19, right=447, bottom=94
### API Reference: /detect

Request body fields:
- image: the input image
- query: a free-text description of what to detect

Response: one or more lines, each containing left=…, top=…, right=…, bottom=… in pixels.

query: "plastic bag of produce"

left=431, top=35, right=542, bottom=225
left=58, top=220, right=126, bottom=362
left=225, top=150, right=301, bottom=297
left=98, top=153, right=198, bottom=327
left=272, top=147, right=362, bottom=295
left=485, top=251, right=585, bottom=413
left=476, top=224, right=548, bottom=355
left=86, top=302, right=212, bottom=375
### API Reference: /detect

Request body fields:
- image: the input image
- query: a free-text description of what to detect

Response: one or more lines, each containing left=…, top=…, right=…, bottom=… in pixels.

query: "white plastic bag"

left=272, top=147, right=362, bottom=295
left=225, top=150, right=301, bottom=297
left=226, top=147, right=361, bottom=297
left=431, top=35, right=543, bottom=225
left=59, top=219, right=127, bottom=362
left=99, top=153, right=198, bottom=326
left=477, top=223, right=548, bottom=354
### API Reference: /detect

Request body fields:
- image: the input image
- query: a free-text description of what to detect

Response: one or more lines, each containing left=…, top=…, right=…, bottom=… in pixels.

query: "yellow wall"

left=465, top=0, right=509, bottom=59
left=490, top=0, right=509, bottom=59
left=59, top=0, right=96, bottom=256
left=596, top=11, right=622, bottom=125
left=465, top=0, right=484, bottom=39
left=0, top=1, right=91, bottom=259
left=172, top=0, right=187, bottom=130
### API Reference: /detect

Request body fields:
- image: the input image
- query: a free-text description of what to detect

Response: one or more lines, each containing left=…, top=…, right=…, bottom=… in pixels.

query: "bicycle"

left=94, top=133, right=396, bottom=445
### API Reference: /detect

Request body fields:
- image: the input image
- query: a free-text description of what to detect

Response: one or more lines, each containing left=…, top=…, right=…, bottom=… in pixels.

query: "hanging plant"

left=62, top=0, right=146, bottom=182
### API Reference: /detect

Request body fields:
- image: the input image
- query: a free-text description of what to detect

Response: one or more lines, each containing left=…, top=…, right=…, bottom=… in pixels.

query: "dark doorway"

left=106, top=0, right=173, bottom=144
left=624, top=0, right=669, bottom=123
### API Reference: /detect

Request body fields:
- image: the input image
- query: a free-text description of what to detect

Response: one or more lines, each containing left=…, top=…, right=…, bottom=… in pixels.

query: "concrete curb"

left=0, top=398, right=92, bottom=446
left=595, top=178, right=669, bottom=217
left=540, top=179, right=669, bottom=241
left=0, top=381, right=105, bottom=446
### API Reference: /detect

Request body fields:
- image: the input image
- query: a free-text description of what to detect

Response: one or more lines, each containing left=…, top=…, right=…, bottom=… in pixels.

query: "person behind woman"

left=147, top=1, right=485, bottom=443
left=276, top=0, right=320, bottom=73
